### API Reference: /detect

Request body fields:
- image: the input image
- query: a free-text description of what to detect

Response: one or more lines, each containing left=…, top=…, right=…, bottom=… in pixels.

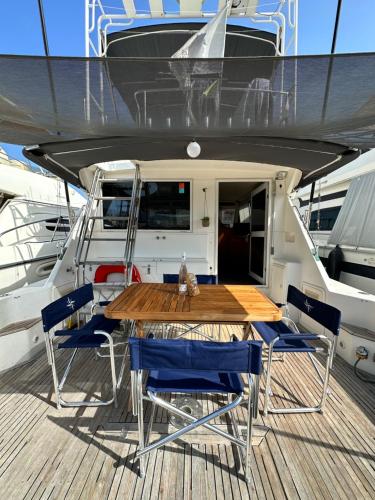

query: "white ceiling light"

left=186, top=141, right=201, bottom=159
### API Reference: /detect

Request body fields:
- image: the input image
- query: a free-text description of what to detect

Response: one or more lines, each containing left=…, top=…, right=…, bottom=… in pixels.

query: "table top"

left=104, top=283, right=281, bottom=323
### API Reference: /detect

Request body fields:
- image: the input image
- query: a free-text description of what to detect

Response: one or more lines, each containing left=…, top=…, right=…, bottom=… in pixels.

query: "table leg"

left=136, top=320, right=145, bottom=338
left=243, top=322, right=252, bottom=340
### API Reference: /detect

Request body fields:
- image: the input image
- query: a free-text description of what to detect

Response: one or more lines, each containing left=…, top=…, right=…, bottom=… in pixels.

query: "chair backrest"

left=129, top=338, right=263, bottom=375
left=41, top=284, right=94, bottom=332
left=163, top=274, right=217, bottom=284
left=287, top=285, right=341, bottom=336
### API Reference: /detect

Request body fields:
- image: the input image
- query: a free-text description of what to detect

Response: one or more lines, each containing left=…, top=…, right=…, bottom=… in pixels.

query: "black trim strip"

left=299, top=190, right=347, bottom=207
left=321, top=256, right=375, bottom=280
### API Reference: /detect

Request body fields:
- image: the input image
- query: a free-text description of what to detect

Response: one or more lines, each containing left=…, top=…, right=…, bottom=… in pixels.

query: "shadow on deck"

left=0, top=324, right=374, bottom=499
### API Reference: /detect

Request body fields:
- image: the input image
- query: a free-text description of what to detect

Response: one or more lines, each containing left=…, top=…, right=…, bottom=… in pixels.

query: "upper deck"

left=86, top=0, right=298, bottom=57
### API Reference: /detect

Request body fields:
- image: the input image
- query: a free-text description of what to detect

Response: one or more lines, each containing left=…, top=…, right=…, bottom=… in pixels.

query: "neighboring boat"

left=0, top=148, right=86, bottom=294
left=0, top=148, right=86, bottom=372
left=294, top=149, right=375, bottom=294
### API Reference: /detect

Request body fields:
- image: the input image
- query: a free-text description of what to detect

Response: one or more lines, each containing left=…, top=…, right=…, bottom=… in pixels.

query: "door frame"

left=249, top=182, right=269, bottom=284
left=215, top=179, right=273, bottom=287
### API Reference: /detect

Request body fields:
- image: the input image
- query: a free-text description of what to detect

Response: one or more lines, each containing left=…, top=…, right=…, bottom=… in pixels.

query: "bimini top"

left=0, top=52, right=374, bottom=186
left=106, top=23, right=277, bottom=58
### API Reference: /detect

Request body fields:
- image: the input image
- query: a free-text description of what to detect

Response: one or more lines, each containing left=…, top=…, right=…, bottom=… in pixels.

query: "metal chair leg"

left=263, top=345, right=274, bottom=416
left=245, top=374, right=255, bottom=483
left=50, top=346, right=62, bottom=410
left=109, top=342, right=118, bottom=408
left=130, top=370, right=138, bottom=416
left=319, top=339, right=334, bottom=413
left=137, top=371, right=145, bottom=478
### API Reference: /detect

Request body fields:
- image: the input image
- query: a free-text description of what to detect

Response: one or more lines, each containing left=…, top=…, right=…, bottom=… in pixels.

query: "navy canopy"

left=0, top=52, right=374, bottom=186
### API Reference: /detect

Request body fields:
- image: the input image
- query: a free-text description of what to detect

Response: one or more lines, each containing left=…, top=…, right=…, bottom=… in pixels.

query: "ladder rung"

left=94, top=196, right=132, bottom=201
left=89, top=216, right=129, bottom=220
left=98, top=178, right=131, bottom=183
left=92, top=282, right=125, bottom=288
left=84, top=237, right=132, bottom=242
left=78, top=260, right=125, bottom=266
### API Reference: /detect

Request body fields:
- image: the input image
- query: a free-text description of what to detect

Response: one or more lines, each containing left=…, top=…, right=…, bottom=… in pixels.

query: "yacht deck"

left=0, top=324, right=374, bottom=500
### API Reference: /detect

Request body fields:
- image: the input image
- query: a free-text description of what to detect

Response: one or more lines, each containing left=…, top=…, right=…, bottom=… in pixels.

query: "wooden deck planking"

left=0, top=324, right=373, bottom=499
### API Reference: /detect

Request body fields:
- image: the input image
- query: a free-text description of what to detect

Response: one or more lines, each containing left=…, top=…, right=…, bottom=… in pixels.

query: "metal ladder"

left=74, top=165, right=142, bottom=301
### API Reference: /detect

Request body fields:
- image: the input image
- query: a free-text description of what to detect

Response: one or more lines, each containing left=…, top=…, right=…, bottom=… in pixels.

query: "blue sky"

left=1, top=0, right=375, bottom=164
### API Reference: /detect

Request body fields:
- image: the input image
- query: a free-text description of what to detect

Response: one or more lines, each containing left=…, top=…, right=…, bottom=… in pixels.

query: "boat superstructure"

left=86, top=0, right=298, bottom=57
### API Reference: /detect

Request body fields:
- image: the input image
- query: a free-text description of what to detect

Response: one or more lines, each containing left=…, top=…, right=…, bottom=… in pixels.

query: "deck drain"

left=169, top=397, right=203, bottom=429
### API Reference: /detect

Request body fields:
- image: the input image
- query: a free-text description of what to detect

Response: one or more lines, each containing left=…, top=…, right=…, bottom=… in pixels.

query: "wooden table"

left=105, top=283, right=281, bottom=338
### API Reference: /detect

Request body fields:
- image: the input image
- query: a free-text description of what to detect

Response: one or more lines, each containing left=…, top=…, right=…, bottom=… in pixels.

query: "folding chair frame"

left=42, top=286, right=132, bottom=410
left=253, top=305, right=339, bottom=415
left=44, top=327, right=127, bottom=409
left=133, top=369, right=260, bottom=483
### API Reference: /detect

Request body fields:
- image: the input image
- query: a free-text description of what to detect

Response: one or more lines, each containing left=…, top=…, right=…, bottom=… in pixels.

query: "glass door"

left=249, top=183, right=269, bottom=284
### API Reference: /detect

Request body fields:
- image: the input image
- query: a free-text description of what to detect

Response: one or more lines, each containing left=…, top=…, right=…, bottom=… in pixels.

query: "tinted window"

left=45, top=217, right=70, bottom=232
left=309, top=206, right=341, bottom=231
left=102, top=181, right=190, bottom=230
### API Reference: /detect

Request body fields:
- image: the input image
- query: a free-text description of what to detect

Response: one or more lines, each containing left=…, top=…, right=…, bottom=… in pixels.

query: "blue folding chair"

left=252, top=285, right=341, bottom=415
left=129, top=337, right=263, bottom=482
left=41, top=283, right=126, bottom=409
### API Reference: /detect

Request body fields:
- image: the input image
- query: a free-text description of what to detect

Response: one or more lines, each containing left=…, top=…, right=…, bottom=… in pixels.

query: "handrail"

left=292, top=205, right=319, bottom=256
left=0, top=216, right=70, bottom=242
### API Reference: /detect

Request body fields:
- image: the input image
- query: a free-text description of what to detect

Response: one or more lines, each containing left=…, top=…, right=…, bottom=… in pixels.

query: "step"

left=89, top=216, right=129, bottom=220
left=83, top=237, right=133, bottom=242
left=0, top=318, right=41, bottom=337
left=93, top=196, right=132, bottom=201
left=98, top=178, right=132, bottom=183
left=92, top=282, right=126, bottom=288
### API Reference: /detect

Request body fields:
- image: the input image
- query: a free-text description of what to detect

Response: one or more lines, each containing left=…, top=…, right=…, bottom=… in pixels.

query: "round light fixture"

left=186, top=141, right=201, bottom=159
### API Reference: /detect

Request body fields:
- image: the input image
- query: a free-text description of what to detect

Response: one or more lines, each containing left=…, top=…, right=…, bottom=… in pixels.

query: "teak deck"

left=0, top=323, right=374, bottom=499
left=105, top=284, right=282, bottom=323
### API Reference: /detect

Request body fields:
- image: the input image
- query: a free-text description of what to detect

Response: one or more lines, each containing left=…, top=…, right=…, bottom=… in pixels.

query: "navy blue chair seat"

left=252, top=321, right=317, bottom=353
left=146, top=369, right=244, bottom=394
left=55, top=314, right=119, bottom=339
left=58, top=332, right=111, bottom=349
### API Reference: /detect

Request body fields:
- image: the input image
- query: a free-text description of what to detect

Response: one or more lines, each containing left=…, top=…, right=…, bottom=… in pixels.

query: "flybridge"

left=86, top=0, right=298, bottom=57
left=1, top=0, right=374, bottom=186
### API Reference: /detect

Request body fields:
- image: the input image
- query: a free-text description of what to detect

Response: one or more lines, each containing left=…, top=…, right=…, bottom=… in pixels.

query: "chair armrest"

left=91, top=301, right=110, bottom=315
left=279, top=333, right=321, bottom=341
left=281, top=316, right=300, bottom=333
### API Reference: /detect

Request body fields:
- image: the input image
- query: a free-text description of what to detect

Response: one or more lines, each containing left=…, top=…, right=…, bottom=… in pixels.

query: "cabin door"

left=249, top=183, right=268, bottom=284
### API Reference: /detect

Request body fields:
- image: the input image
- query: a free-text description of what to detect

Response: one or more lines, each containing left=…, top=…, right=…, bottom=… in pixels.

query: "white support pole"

left=85, top=0, right=90, bottom=57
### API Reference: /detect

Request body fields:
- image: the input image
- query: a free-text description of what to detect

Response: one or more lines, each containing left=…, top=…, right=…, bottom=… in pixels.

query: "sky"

left=1, top=0, right=375, bottom=164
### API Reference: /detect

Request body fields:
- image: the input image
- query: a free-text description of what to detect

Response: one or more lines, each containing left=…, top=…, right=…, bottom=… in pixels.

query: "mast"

left=37, top=0, right=74, bottom=227
left=308, top=1, right=344, bottom=229
left=37, top=0, right=50, bottom=56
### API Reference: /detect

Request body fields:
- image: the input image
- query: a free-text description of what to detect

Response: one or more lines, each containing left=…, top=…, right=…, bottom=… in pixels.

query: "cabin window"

left=102, top=181, right=191, bottom=230
left=309, top=207, right=341, bottom=231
